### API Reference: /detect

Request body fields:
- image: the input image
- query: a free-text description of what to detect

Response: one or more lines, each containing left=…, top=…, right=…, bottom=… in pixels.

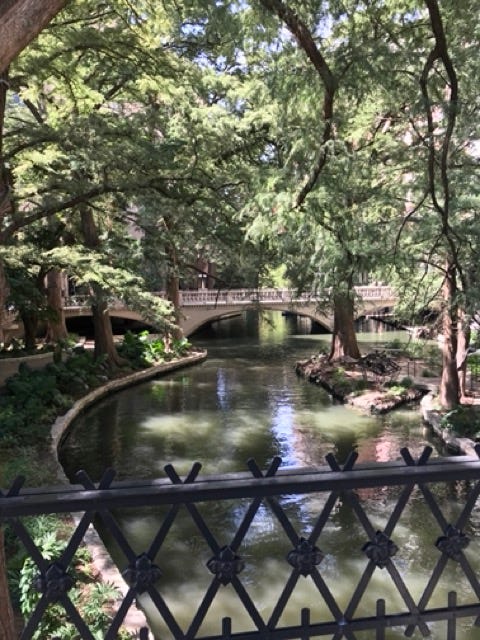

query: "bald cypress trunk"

left=45, top=269, right=68, bottom=343
left=0, top=70, right=11, bottom=344
left=439, top=266, right=460, bottom=409
left=80, top=207, right=124, bottom=368
left=329, top=291, right=361, bottom=361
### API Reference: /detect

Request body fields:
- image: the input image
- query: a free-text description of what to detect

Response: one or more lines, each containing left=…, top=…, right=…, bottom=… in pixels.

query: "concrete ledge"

left=50, top=350, right=207, bottom=639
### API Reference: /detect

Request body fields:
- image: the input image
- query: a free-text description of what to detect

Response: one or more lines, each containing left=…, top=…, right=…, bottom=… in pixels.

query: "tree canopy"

left=0, top=0, right=479, bottom=405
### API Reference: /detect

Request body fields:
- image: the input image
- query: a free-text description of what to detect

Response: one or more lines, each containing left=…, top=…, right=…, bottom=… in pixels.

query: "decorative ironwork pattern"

left=436, top=524, right=470, bottom=561
left=122, top=553, right=162, bottom=593
left=287, top=537, right=324, bottom=576
left=2, top=445, right=480, bottom=639
left=34, top=561, right=75, bottom=600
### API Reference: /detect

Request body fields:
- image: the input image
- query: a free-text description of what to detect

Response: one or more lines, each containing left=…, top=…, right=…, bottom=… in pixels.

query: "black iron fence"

left=3, top=446, right=480, bottom=639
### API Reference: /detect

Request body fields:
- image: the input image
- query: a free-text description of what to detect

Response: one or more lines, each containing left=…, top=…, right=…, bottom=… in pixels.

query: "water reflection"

left=59, top=311, right=480, bottom=639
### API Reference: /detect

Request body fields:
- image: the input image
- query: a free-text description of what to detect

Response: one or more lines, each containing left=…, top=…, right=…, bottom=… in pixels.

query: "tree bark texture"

left=439, top=268, right=460, bottom=408
left=329, top=292, right=361, bottom=361
left=79, top=207, right=124, bottom=368
left=0, top=0, right=68, bottom=73
left=20, top=309, right=38, bottom=350
left=421, top=0, right=461, bottom=407
left=45, top=268, right=68, bottom=342
left=457, top=311, right=470, bottom=401
left=0, top=70, right=11, bottom=344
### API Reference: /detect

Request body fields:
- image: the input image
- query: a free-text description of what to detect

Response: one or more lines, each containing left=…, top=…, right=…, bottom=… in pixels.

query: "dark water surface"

left=59, top=312, right=480, bottom=639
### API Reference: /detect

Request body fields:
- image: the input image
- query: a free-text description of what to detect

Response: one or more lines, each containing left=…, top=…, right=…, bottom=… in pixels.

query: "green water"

left=59, top=312, right=480, bottom=639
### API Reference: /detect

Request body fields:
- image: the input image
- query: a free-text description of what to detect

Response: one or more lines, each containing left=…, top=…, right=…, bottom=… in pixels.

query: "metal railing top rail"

left=2, top=447, right=480, bottom=518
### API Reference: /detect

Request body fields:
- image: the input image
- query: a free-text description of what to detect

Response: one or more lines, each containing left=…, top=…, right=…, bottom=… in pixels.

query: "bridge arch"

left=183, top=305, right=334, bottom=337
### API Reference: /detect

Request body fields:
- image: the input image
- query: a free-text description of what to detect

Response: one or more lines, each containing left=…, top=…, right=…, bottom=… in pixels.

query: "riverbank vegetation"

left=0, top=332, right=193, bottom=479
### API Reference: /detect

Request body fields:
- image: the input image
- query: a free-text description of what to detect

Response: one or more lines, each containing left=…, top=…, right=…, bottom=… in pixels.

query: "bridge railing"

left=178, top=287, right=395, bottom=307
left=3, top=446, right=480, bottom=640
left=62, top=287, right=396, bottom=311
left=177, top=288, right=310, bottom=306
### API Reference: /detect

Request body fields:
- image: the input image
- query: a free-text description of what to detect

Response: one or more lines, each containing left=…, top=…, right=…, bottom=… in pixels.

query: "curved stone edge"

left=420, top=393, right=479, bottom=457
left=50, top=350, right=207, bottom=639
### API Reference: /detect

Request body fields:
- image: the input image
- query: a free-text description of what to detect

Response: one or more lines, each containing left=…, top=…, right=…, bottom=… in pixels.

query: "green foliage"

left=0, top=350, right=109, bottom=447
left=385, top=377, right=414, bottom=396
left=468, top=355, right=480, bottom=377
left=384, top=338, right=408, bottom=354
left=118, top=330, right=167, bottom=367
left=118, top=330, right=192, bottom=368
left=331, top=367, right=353, bottom=396
left=440, top=406, right=480, bottom=439
left=14, top=515, right=131, bottom=639
left=404, top=342, right=441, bottom=373
left=0, top=0, right=478, bottom=405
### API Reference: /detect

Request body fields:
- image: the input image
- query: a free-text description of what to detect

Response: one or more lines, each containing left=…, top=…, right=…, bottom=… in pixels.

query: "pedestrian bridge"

left=64, top=286, right=397, bottom=336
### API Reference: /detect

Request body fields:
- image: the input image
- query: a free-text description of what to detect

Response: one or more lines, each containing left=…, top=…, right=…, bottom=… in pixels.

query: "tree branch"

left=259, top=0, right=337, bottom=207
left=0, top=0, right=68, bottom=73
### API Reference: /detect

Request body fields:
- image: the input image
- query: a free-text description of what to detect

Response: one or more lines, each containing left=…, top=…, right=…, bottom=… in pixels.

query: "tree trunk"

left=0, top=70, right=12, bottom=344
left=457, top=310, right=470, bottom=402
left=79, top=207, right=124, bottom=369
left=164, top=226, right=183, bottom=340
left=91, top=295, right=124, bottom=365
left=439, top=268, right=460, bottom=409
left=45, top=268, right=68, bottom=343
left=329, top=291, right=361, bottom=361
left=0, top=0, right=67, bottom=73
left=0, top=261, right=10, bottom=344
left=166, top=271, right=183, bottom=340
left=20, top=309, right=38, bottom=350
left=0, top=528, right=16, bottom=640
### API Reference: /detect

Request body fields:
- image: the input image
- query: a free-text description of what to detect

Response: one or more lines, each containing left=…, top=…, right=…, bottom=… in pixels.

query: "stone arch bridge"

left=63, top=286, right=397, bottom=337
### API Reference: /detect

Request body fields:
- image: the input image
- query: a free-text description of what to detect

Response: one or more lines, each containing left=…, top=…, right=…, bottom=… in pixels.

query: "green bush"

left=118, top=331, right=192, bottom=367
left=384, top=338, right=408, bottom=354
left=331, top=367, right=354, bottom=396
left=14, top=515, right=132, bottom=639
left=0, top=351, right=108, bottom=447
left=440, top=406, right=480, bottom=439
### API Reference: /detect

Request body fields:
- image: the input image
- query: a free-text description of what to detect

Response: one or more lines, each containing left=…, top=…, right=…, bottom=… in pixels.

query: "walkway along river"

left=59, top=311, right=480, bottom=639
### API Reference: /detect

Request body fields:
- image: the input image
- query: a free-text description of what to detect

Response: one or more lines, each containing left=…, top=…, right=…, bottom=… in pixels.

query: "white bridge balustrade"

left=38, top=286, right=398, bottom=337
left=177, top=286, right=395, bottom=306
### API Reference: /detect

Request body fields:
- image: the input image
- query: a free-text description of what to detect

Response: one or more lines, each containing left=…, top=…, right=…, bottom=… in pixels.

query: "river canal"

left=59, top=311, right=480, bottom=639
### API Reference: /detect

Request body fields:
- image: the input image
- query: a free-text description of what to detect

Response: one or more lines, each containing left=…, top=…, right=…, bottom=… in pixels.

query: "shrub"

left=331, top=367, right=354, bottom=396
left=0, top=351, right=108, bottom=447
left=440, top=406, right=480, bottom=439
left=15, top=516, right=132, bottom=639
left=118, top=331, right=192, bottom=367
